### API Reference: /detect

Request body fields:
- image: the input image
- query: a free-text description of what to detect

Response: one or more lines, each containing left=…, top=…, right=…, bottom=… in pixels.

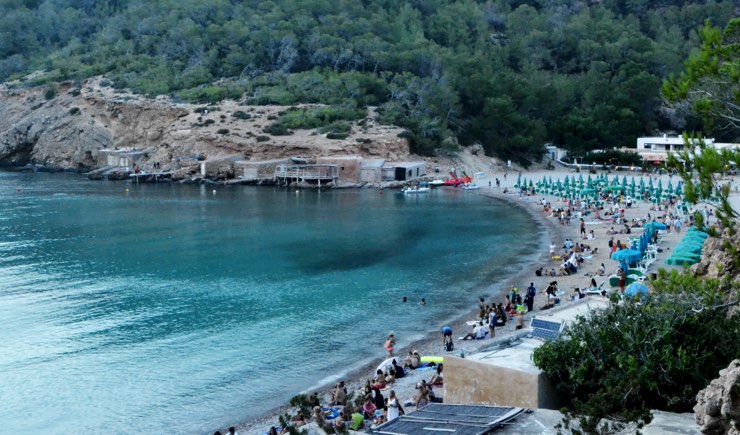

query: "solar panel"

left=530, top=327, right=560, bottom=342
left=530, top=318, right=562, bottom=332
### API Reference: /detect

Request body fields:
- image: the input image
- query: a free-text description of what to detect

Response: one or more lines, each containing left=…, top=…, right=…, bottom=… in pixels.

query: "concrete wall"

left=316, top=157, right=360, bottom=183
left=237, top=159, right=289, bottom=180
left=444, top=355, right=561, bottom=410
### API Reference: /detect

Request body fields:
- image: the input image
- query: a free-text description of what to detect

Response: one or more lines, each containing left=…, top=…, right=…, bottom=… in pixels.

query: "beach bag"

left=444, top=340, right=454, bottom=352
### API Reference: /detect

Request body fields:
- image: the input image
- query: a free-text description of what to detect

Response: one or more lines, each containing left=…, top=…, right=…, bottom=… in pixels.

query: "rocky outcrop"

left=0, top=77, right=413, bottom=173
left=691, top=228, right=740, bottom=317
left=694, top=359, right=740, bottom=434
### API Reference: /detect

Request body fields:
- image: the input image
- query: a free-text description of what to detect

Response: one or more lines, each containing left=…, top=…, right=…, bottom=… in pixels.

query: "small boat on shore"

left=428, top=180, right=446, bottom=187
left=402, top=186, right=430, bottom=194
left=462, top=183, right=480, bottom=190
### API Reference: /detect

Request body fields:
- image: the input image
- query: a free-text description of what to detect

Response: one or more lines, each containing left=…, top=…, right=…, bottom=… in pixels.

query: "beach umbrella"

left=564, top=175, right=569, bottom=186
left=612, top=175, right=619, bottom=185
left=624, top=282, right=649, bottom=299
left=675, top=182, right=683, bottom=196
left=648, top=178, right=654, bottom=189
left=611, top=249, right=641, bottom=263
left=645, top=221, right=667, bottom=231
left=622, top=176, right=627, bottom=188
left=542, top=175, right=548, bottom=187
left=515, top=173, right=521, bottom=187
left=587, top=174, right=592, bottom=184
left=630, top=176, right=636, bottom=188
left=658, top=179, right=663, bottom=191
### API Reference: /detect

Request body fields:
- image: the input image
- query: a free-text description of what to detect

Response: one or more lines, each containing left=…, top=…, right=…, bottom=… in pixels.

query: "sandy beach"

left=227, top=165, right=738, bottom=435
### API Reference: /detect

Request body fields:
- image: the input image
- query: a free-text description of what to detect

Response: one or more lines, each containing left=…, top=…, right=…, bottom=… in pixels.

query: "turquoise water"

left=0, top=171, right=541, bottom=434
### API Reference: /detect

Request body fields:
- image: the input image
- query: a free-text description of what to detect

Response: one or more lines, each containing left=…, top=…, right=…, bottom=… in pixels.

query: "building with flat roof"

left=635, top=135, right=739, bottom=163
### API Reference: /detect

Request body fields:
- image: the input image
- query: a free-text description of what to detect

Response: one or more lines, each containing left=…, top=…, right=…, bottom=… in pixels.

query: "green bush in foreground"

left=533, top=277, right=740, bottom=434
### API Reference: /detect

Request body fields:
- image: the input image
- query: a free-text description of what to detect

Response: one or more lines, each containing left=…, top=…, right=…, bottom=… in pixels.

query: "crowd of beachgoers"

left=221, top=167, right=738, bottom=435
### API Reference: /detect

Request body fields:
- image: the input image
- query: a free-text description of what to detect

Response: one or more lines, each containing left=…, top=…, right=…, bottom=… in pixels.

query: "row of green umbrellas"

left=514, top=174, right=684, bottom=201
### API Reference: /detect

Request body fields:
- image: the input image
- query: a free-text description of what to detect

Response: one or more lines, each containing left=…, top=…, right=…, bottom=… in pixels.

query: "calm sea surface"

left=0, top=171, right=541, bottom=434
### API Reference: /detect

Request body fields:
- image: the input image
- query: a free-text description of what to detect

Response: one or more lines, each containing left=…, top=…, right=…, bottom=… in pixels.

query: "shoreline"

left=230, top=168, right=735, bottom=434
left=230, top=178, right=566, bottom=434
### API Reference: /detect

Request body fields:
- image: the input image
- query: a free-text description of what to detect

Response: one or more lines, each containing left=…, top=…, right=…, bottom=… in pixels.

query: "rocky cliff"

left=694, top=359, right=740, bottom=435
left=0, top=78, right=413, bottom=175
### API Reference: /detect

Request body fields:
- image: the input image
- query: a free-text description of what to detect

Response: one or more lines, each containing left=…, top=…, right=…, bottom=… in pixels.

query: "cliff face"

left=0, top=78, right=411, bottom=173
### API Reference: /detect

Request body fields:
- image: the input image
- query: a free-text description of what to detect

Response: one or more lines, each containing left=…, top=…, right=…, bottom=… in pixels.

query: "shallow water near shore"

left=0, top=171, right=541, bottom=434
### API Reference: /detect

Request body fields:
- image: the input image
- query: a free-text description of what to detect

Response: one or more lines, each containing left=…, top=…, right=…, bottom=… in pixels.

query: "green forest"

left=0, top=0, right=737, bottom=163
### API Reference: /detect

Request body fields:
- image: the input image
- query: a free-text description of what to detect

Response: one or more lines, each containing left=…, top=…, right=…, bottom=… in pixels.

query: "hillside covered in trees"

left=0, top=0, right=737, bottom=164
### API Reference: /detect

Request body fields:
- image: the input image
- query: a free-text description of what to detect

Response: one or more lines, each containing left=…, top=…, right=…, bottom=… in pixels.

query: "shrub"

left=319, top=121, right=351, bottom=135
left=203, top=119, right=215, bottom=125
left=263, top=123, right=293, bottom=136
left=217, top=129, right=229, bottom=135
left=256, top=135, right=270, bottom=142
left=533, top=281, right=740, bottom=433
left=326, top=132, right=349, bottom=140
left=44, top=86, right=56, bottom=100
left=276, top=106, right=365, bottom=130
left=232, top=110, right=250, bottom=120
left=68, top=107, right=81, bottom=115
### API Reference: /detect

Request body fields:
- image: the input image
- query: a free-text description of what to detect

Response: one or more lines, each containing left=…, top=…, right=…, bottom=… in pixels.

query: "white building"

left=636, top=135, right=739, bottom=163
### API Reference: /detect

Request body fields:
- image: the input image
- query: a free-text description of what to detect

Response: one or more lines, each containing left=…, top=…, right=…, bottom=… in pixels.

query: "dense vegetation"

left=1, top=0, right=737, bottom=162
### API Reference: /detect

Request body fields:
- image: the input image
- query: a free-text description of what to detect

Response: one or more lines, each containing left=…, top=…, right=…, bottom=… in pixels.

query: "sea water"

left=0, top=171, right=542, bottom=434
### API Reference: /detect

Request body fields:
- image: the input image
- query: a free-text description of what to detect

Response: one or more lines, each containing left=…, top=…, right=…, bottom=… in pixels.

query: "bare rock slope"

left=0, top=78, right=414, bottom=173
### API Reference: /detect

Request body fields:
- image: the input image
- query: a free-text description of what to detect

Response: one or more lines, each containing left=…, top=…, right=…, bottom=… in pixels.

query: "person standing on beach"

left=384, top=333, right=395, bottom=357
left=442, top=326, right=453, bottom=350
left=526, top=283, right=536, bottom=312
left=387, top=390, right=402, bottom=421
left=580, top=218, right=586, bottom=238
left=488, top=309, right=496, bottom=338
left=619, top=268, right=627, bottom=294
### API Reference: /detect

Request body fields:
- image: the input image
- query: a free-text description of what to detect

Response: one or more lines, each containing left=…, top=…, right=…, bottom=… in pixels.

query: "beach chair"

left=584, top=280, right=606, bottom=295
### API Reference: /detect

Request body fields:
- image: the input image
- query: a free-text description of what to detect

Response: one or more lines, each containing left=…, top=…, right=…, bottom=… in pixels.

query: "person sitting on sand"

left=373, top=369, right=387, bottom=389
left=429, top=363, right=444, bottom=386
left=392, top=359, right=405, bottom=379
left=465, top=320, right=487, bottom=340
left=372, top=406, right=388, bottom=427
left=362, top=397, right=377, bottom=419
left=496, top=306, right=506, bottom=326
left=312, top=406, right=326, bottom=427
left=334, top=410, right=349, bottom=429
left=404, top=351, right=421, bottom=369
left=385, top=367, right=396, bottom=385
left=372, top=387, right=385, bottom=410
